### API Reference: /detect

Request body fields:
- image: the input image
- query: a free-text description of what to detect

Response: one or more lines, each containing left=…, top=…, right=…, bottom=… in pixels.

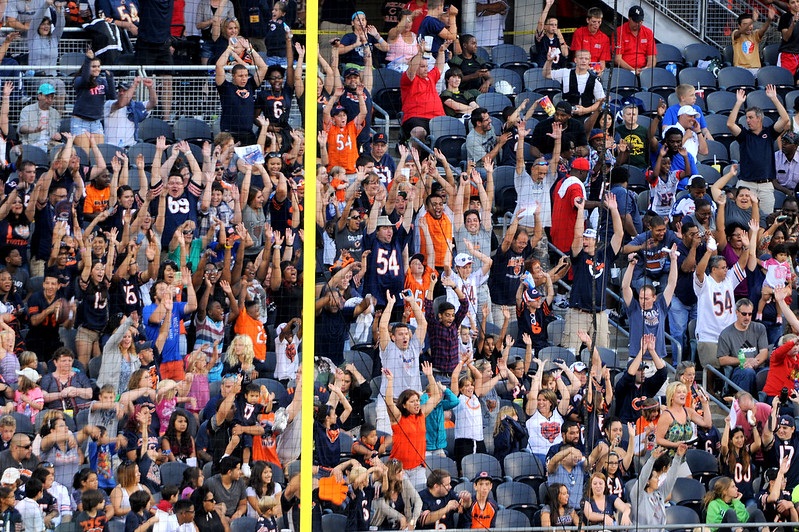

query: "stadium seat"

left=685, top=449, right=719, bottom=487
left=160, top=461, right=189, bottom=488
left=338, top=431, right=353, bottom=460
left=532, top=79, right=562, bottom=99
left=698, top=140, right=730, bottom=166
left=429, top=115, right=466, bottom=145
left=503, top=452, right=546, bottom=486
left=343, top=350, right=373, bottom=380
left=775, top=189, right=787, bottom=210
left=231, top=517, right=258, bottom=532
left=493, top=165, right=517, bottom=218
left=682, top=43, right=722, bottom=66
left=639, top=67, right=677, bottom=100
left=11, top=412, right=34, bottom=435
left=624, top=165, right=647, bottom=193
left=756, top=65, right=796, bottom=95
left=252, top=378, right=290, bottom=408
left=173, top=117, right=213, bottom=145
left=22, top=145, right=51, bottom=169
left=745, top=88, right=782, bottom=120
left=75, top=409, right=90, bottom=431
left=763, top=43, right=780, bottom=66
left=656, top=43, right=685, bottom=69
left=461, top=453, right=503, bottom=483
left=476, top=46, right=492, bottom=64
left=705, top=91, right=738, bottom=115
left=633, top=91, right=666, bottom=118
left=425, top=455, right=458, bottom=478
left=671, top=477, right=706, bottom=515
left=496, top=481, right=538, bottom=519
left=91, top=143, right=124, bottom=168
left=491, top=67, right=524, bottom=96
left=696, top=163, right=721, bottom=184
left=494, top=508, right=531, bottom=528
left=88, top=356, right=103, bottom=379
left=139, top=117, right=174, bottom=143
left=58, top=52, right=85, bottom=76
left=703, top=114, right=735, bottom=149
left=678, top=67, right=719, bottom=93
left=665, top=505, right=701, bottom=532
left=537, top=346, right=575, bottom=366
left=601, top=68, right=638, bottom=97
left=476, top=92, right=513, bottom=118
left=717, top=66, right=756, bottom=93
left=492, top=44, right=533, bottom=77
left=523, top=68, right=548, bottom=92
left=755, top=367, right=769, bottom=402
left=547, top=319, right=565, bottom=347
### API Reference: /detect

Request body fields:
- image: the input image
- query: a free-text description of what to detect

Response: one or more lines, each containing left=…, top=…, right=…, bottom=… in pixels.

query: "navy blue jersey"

left=95, top=0, right=139, bottom=24
left=257, top=85, right=294, bottom=128
left=363, top=226, right=410, bottom=306
left=150, top=189, right=200, bottom=249
left=76, top=276, right=110, bottom=331
left=218, top=78, right=258, bottom=135
left=136, top=0, right=171, bottom=42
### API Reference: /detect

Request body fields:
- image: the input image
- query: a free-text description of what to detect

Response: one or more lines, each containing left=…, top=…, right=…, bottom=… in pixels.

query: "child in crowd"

left=185, top=347, right=214, bottom=419
left=757, top=244, right=793, bottom=323
left=275, top=318, right=302, bottom=386
left=256, top=495, right=279, bottom=532
left=662, top=84, right=712, bottom=141
left=14, top=368, right=43, bottom=422
left=85, top=426, right=116, bottom=491
left=125, top=490, right=158, bottom=532
left=155, top=379, right=196, bottom=436
left=0, top=415, right=15, bottom=451
left=72, top=488, right=107, bottom=532
left=89, top=384, right=125, bottom=438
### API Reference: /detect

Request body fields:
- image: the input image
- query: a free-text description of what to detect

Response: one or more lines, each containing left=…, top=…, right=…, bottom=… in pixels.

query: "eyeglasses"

left=268, top=76, right=283, bottom=81
left=16, top=444, right=31, bottom=449
left=38, top=461, right=54, bottom=468
left=205, top=497, right=215, bottom=502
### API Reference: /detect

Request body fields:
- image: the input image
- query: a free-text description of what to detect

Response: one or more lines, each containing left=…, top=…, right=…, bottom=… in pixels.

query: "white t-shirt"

left=104, top=100, right=137, bottom=148
left=274, top=324, right=301, bottom=381
left=453, top=393, right=485, bottom=440
left=516, top=169, right=557, bottom=228
left=526, top=409, right=564, bottom=455
left=651, top=171, right=681, bottom=217
left=694, top=262, right=746, bottom=342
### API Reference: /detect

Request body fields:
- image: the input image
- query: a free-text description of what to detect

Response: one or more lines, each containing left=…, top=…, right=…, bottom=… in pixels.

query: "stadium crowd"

left=310, top=0, right=799, bottom=531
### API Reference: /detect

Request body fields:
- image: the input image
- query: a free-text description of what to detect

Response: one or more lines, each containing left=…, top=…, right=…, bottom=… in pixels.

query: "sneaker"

left=553, top=296, right=569, bottom=310
left=272, top=407, right=289, bottom=435
left=241, top=462, right=251, bottom=478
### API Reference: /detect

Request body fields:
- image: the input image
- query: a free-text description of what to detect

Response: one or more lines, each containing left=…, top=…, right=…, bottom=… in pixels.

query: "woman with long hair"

left=71, top=49, right=113, bottom=151
left=72, top=468, right=114, bottom=518
left=222, top=334, right=257, bottom=384
left=179, top=466, right=203, bottom=499
left=109, top=460, right=150, bottom=520
left=371, top=458, right=422, bottom=530
left=582, top=472, right=632, bottom=526
left=720, top=416, right=759, bottom=507
left=385, top=9, right=417, bottom=72
left=450, top=353, right=487, bottom=476
left=588, top=416, right=635, bottom=486
left=190, top=485, right=227, bottom=532
left=525, top=362, right=570, bottom=464
left=246, top=461, right=283, bottom=518
left=160, top=410, right=196, bottom=463
left=541, top=482, right=579, bottom=527
left=96, top=316, right=141, bottom=395
left=703, top=476, right=767, bottom=532
left=493, top=405, right=529, bottom=465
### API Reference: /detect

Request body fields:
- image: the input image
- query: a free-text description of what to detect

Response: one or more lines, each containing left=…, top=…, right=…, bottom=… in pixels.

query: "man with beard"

left=777, top=197, right=799, bottom=242
left=338, top=66, right=374, bottom=147
left=561, top=193, right=623, bottom=354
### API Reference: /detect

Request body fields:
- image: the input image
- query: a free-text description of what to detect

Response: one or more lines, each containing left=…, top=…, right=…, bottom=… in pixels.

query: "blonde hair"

left=675, top=83, right=695, bottom=99
left=185, top=350, right=209, bottom=376
left=258, top=495, right=277, bottom=513
left=18, top=351, right=37, bottom=369
left=157, top=379, right=178, bottom=399
left=665, top=381, right=687, bottom=407
left=223, top=18, right=240, bottom=38
left=226, top=335, right=255, bottom=367
left=17, top=375, right=37, bottom=393
left=493, top=405, right=518, bottom=437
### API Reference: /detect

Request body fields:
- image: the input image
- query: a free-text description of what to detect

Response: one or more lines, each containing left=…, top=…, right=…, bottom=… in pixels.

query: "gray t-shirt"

left=465, top=129, right=497, bottom=166
left=724, top=201, right=753, bottom=229
left=716, top=322, right=768, bottom=360
left=242, top=204, right=266, bottom=248
left=204, top=474, right=247, bottom=517
left=379, top=336, right=422, bottom=396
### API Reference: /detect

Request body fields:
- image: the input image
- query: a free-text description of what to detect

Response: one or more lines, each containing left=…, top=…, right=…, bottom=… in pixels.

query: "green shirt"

left=705, top=498, right=749, bottom=530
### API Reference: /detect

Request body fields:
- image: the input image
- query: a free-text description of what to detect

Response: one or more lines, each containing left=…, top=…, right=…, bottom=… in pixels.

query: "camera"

left=780, top=387, right=789, bottom=404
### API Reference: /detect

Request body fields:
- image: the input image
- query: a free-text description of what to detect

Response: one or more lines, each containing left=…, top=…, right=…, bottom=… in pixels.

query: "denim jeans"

left=730, top=366, right=757, bottom=396
left=668, top=296, right=696, bottom=365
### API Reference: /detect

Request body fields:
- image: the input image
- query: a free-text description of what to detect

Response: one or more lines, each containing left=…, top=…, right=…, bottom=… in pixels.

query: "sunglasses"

left=17, top=444, right=31, bottom=449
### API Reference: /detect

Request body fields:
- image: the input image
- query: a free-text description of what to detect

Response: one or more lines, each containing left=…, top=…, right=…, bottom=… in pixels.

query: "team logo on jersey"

left=586, top=258, right=605, bottom=279
left=236, top=88, right=251, bottom=99
left=541, top=421, right=561, bottom=442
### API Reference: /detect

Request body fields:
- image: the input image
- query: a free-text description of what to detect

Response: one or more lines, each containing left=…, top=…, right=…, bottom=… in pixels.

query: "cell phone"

left=401, top=289, right=413, bottom=298
left=553, top=358, right=565, bottom=365
left=229, top=37, right=238, bottom=45
left=781, top=387, right=789, bottom=403
left=401, top=168, right=410, bottom=178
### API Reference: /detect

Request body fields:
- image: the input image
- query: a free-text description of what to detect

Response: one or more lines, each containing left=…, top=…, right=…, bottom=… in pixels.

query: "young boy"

left=86, top=426, right=117, bottom=490
left=350, top=423, right=383, bottom=468
left=152, top=485, right=179, bottom=531
left=17, top=478, right=45, bottom=532
left=616, top=100, right=660, bottom=170
left=125, top=490, right=158, bottom=532
left=661, top=84, right=714, bottom=142
left=463, top=472, right=498, bottom=528
left=732, top=10, right=774, bottom=76
left=0, top=415, right=15, bottom=451
left=234, top=383, right=267, bottom=471
left=256, top=495, right=279, bottom=532
left=758, top=459, right=797, bottom=524
left=72, top=488, right=107, bottom=532
left=89, top=384, right=126, bottom=438
left=324, top=86, right=367, bottom=175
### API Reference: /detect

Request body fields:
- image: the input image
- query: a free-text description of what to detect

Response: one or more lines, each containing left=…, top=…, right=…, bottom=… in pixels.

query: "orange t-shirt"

left=404, top=266, right=434, bottom=311
left=420, top=212, right=452, bottom=268
left=330, top=177, right=348, bottom=203
left=326, top=121, right=362, bottom=174
left=83, top=184, right=110, bottom=214
left=234, top=312, right=267, bottom=361
left=389, top=413, right=426, bottom=470
left=251, top=411, right=280, bottom=466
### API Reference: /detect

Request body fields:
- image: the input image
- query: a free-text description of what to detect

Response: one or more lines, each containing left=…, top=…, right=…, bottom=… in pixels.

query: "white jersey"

left=651, top=171, right=681, bottom=217
left=694, top=262, right=746, bottom=342
left=473, top=0, right=508, bottom=47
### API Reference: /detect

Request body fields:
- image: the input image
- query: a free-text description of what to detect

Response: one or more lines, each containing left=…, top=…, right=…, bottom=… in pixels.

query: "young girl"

left=703, top=476, right=767, bottom=532
left=14, top=368, right=43, bottom=422
left=0, top=327, right=19, bottom=386
left=179, top=467, right=203, bottom=500
left=222, top=335, right=258, bottom=385
left=247, top=462, right=283, bottom=518
left=757, top=243, right=793, bottom=323
left=160, top=410, right=196, bottom=464
left=493, top=405, right=529, bottom=466
left=185, top=348, right=214, bottom=419
left=155, top=380, right=196, bottom=436
left=313, top=384, right=352, bottom=469
left=541, top=482, right=580, bottom=527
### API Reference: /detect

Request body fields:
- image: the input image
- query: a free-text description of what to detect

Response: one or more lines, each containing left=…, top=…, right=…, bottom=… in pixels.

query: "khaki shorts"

left=76, top=326, right=100, bottom=345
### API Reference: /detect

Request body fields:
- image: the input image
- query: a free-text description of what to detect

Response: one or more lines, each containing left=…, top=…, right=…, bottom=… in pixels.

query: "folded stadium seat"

left=677, top=67, right=719, bottom=97
left=461, top=453, right=503, bottom=484
left=523, top=67, right=548, bottom=92
left=763, top=43, right=780, bottom=66
left=503, top=452, right=546, bottom=485
left=138, top=117, right=174, bottom=143
left=428, top=115, right=466, bottom=145
left=717, top=66, right=756, bottom=93
left=682, top=43, right=722, bottom=67
left=639, top=67, right=676, bottom=101
left=492, top=44, right=534, bottom=78
left=698, top=140, right=730, bottom=166
left=665, top=505, right=701, bottom=532
left=633, top=90, right=667, bottom=118
left=743, top=89, right=781, bottom=120
left=601, top=68, right=638, bottom=98
left=671, top=477, right=707, bottom=516
left=656, top=43, right=685, bottom=70
left=703, top=115, right=735, bottom=151
left=425, top=455, right=458, bottom=479
left=696, top=163, right=721, bottom=185
left=623, top=164, right=647, bottom=193
left=684, top=448, right=720, bottom=488
left=705, top=91, right=737, bottom=115
left=497, top=482, right=539, bottom=522
left=492, top=165, right=518, bottom=221
left=173, top=116, right=213, bottom=146
left=756, top=65, right=796, bottom=98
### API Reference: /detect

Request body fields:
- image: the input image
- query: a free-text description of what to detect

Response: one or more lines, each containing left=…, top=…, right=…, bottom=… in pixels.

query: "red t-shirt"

left=550, top=176, right=586, bottom=253
left=571, top=26, right=611, bottom=63
left=615, top=23, right=656, bottom=70
left=405, top=0, right=429, bottom=33
left=400, top=67, right=445, bottom=123
left=389, top=413, right=426, bottom=469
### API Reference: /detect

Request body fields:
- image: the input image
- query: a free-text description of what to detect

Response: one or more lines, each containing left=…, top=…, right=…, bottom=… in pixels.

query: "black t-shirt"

left=346, top=486, right=374, bottom=531
left=448, top=54, right=489, bottom=92
left=218, top=78, right=259, bottom=135
left=779, top=13, right=799, bottom=53
left=137, top=0, right=172, bottom=43
left=516, top=303, right=552, bottom=351
left=263, top=18, right=288, bottom=56
left=736, top=125, right=778, bottom=183
left=76, top=277, right=110, bottom=332
left=257, top=85, right=294, bottom=128
left=569, top=247, right=617, bottom=312
left=531, top=117, right=588, bottom=155
left=488, top=244, right=534, bottom=306
left=26, top=290, right=62, bottom=350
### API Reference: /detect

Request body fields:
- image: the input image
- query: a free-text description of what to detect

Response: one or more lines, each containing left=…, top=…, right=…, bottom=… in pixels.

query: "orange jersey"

left=83, top=184, right=110, bottom=214
left=419, top=212, right=452, bottom=268
left=404, top=266, right=434, bottom=311
left=468, top=499, right=498, bottom=529
left=326, top=121, right=362, bottom=174
left=234, top=312, right=267, bottom=361
left=251, top=411, right=280, bottom=466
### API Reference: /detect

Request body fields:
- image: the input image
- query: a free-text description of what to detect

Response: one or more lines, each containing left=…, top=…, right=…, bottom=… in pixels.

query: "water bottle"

left=737, top=349, right=746, bottom=369
left=665, top=63, right=677, bottom=76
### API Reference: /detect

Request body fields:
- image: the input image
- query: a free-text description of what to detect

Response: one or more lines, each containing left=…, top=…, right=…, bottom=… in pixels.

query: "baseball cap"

left=778, top=414, right=795, bottom=428
left=343, top=67, right=361, bottom=78
left=473, top=471, right=493, bottom=483
left=689, top=175, right=707, bottom=188
left=570, top=361, right=587, bottom=372
left=38, top=82, right=56, bottom=95
left=572, top=157, right=590, bottom=171
left=372, top=132, right=388, bottom=144
left=555, top=100, right=573, bottom=115
left=523, top=287, right=543, bottom=302
left=589, top=128, right=605, bottom=141
left=764, top=467, right=780, bottom=482
left=117, top=80, right=132, bottom=91
left=678, top=105, right=700, bottom=116
left=3, top=177, right=18, bottom=196
left=0, top=468, right=19, bottom=485
left=16, top=368, right=40, bottom=383
left=136, top=340, right=154, bottom=354
left=331, top=105, right=347, bottom=116
left=784, top=131, right=799, bottom=145
left=375, top=215, right=393, bottom=228
left=583, top=228, right=597, bottom=239
left=628, top=5, right=644, bottom=22
left=454, top=253, right=474, bottom=267
left=409, top=253, right=425, bottom=265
